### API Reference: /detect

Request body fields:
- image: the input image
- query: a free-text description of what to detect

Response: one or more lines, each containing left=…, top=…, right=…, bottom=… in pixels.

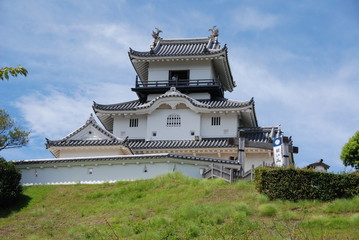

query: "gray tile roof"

left=129, top=139, right=235, bottom=150
left=93, top=100, right=142, bottom=111
left=46, top=139, right=124, bottom=147
left=93, top=91, right=254, bottom=112
left=129, top=38, right=226, bottom=58
left=13, top=153, right=241, bottom=166
left=239, top=127, right=282, bottom=144
left=238, top=126, right=297, bottom=153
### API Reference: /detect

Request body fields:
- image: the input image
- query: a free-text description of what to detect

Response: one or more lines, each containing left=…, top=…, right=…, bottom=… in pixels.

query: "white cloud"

left=232, top=8, right=279, bottom=31
left=14, top=82, right=136, bottom=139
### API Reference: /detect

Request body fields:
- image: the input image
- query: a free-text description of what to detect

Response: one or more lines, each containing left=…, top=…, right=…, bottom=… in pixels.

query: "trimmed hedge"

left=254, top=167, right=359, bottom=201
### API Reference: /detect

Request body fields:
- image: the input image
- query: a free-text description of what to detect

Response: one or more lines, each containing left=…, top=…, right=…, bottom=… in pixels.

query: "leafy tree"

left=0, top=66, right=28, bottom=206
left=0, top=109, right=30, bottom=151
left=0, top=66, right=28, bottom=80
left=340, top=131, right=359, bottom=169
left=0, top=157, right=22, bottom=205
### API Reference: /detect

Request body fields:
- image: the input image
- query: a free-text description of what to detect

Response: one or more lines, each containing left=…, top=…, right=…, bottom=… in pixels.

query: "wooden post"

left=283, top=137, right=290, bottom=167
left=251, top=164, right=254, bottom=181
left=135, top=75, right=139, bottom=87
left=238, top=130, right=246, bottom=176
left=211, top=164, right=214, bottom=178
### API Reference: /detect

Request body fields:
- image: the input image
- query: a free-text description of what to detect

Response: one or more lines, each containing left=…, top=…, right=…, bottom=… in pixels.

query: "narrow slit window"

left=167, top=114, right=181, bottom=127
left=129, top=118, right=139, bottom=127
left=211, top=117, right=221, bottom=126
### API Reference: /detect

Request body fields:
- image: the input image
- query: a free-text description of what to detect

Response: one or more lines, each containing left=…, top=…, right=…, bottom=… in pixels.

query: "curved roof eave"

left=93, top=93, right=254, bottom=116
left=129, top=48, right=227, bottom=60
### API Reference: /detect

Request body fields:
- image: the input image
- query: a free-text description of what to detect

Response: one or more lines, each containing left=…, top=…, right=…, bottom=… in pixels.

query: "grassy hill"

left=0, top=173, right=358, bottom=239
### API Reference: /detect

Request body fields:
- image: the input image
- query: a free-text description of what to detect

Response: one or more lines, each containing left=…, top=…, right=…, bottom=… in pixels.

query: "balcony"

left=132, top=76, right=225, bottom=101
left=134, top=76, right=221, bottom=88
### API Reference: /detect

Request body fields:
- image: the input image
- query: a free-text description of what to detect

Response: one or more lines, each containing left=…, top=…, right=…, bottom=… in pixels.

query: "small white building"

left=305, top=159, right=330, bottom=172
left=14, top=28, right=298, bottom=185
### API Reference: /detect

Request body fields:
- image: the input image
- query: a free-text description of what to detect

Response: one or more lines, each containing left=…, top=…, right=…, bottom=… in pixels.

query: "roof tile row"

left=14, top=153, right=241, bottom=165
left=129, top=38, right=225, bottom=58
left=128, top=139, right=234, bottom=149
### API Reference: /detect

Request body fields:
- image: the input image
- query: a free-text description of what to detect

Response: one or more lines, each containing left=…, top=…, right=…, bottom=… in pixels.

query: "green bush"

left=258, top=204, right=277, bottom=216
left=0, top=157, right=22, bottom=206
left=255, top=167, right=359, bottom=201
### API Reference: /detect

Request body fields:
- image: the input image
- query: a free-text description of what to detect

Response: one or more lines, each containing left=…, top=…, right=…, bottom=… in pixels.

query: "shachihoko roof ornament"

left=208, top=25, right=219, bottom=39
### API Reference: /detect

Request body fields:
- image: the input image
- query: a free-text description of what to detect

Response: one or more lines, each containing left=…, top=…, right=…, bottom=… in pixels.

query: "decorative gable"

left=59, top=114, right=120, bottom=142
left=46, top=114, right=132, bottom=158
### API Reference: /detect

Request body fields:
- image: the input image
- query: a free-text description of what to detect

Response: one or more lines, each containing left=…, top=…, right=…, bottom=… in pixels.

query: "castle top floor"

left=128, top=28, right=236, bottom=102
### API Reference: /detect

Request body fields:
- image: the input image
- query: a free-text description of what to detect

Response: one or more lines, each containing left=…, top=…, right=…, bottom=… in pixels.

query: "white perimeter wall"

left=148, top=60, right=215, bottom=81
left=18, top=160, right=207, bottom=185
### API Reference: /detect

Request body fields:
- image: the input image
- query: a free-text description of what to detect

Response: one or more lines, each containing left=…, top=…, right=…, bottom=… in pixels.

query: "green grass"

left=0, top=172, right=358, bottom=239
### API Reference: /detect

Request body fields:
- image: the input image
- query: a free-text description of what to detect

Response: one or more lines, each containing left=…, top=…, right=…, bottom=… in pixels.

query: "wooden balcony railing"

left=135, top=76, right=221, bottom=88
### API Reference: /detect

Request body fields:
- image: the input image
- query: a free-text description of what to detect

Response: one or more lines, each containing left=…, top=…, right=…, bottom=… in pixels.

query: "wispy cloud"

left=232, top=7, right=279, bottom=31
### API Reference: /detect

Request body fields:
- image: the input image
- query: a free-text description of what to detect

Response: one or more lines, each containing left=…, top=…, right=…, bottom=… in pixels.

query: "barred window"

left=129, top=118, right=138, bottom=127
left=167, top=114, right=181, bottom=127
left=211, top=116, right=221, bottom=126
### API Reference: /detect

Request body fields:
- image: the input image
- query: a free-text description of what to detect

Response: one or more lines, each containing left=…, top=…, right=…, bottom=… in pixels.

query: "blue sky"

left=1, top=0, right=358, bottom=172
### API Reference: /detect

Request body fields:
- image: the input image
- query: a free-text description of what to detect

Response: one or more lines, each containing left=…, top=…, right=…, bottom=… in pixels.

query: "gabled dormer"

left=46, top=114, right=132, bottom=158
left=128, top=28, right=235, bottom=102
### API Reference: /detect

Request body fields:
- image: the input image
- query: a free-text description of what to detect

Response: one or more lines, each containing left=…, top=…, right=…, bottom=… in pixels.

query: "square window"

left=129, top=118, right=138, bottom=127
left=211, top=117, right=221, bottom=126
left=152, top=131, right=157, bottom=137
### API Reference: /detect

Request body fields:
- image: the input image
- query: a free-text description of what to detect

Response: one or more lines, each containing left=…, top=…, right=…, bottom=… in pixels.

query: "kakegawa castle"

left=15, top=28, right=298, bottom=185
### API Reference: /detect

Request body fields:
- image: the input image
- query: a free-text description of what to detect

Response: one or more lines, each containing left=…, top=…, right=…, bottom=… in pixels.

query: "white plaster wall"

left=188, top=93, right=211, bottom=100
left=200, top=113, right=238, bottom=138
left=148, top=60, right=214, bottom=81
left=147, top=109, right=201, bottom=140
left=113, top=115, right=147, bottom=139
left=18, top=161, right=206, bottom=185
left=314, top=166, right=326, bottom=172
left=147, top=94, right=161, bottom=101
left=59, top=149, right=121, bottom=158
left=244, top=153, right=274, bottom=172
left=148, top=93, right=211, bottom=101
left=112, top=110, right=239, bottom=140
